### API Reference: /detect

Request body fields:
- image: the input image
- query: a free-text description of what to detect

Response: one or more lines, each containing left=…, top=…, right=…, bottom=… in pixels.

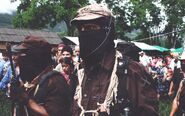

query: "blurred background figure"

left=170, top=51, right=185, bottom=116
left=54, top=45, right=78, bottom=96
left=139, top=51, right=150, bottom=71
left=56, top=43, right=66, bottom=64
left=168, top=53, right=182, bottom=98
left=59, top=57, right=77, bottom=95
left=0, top=51, right=9, bottom=80
left=73, top=45, right=81, bottom=64
left=54, top=45, right=73, bottom=72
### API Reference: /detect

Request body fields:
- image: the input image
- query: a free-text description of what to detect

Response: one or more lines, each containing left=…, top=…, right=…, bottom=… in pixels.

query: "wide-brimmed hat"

left=71, top=4, right=113, bottom=24
left=12, top=36, right=51, bottom=54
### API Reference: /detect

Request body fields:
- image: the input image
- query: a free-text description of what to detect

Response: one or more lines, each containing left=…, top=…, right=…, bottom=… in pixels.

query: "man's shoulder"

left=120, top=53, right=145, bottom=70
left=128, top=59, right=145, bottom=69
left=38, top=70, right=63, bottom=85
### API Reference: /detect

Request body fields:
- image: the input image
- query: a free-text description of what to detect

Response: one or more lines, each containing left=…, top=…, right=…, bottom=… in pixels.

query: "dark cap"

left=61, top=45, right=73, bottom=55
left=12, top=36, right=51, bottom=54
left=71, top=4, right=113, bottom=24
left=179, top=52, right=185, bottom=60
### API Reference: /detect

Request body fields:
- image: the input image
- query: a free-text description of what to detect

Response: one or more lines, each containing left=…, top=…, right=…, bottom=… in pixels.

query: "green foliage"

left=12, top=0, right=185, bottom=47
left=160, top=0, right=185, bottom=48
left=0, top=92, right=11, bottom=116
left=13, top=0, right=89, bottom=35
left=159, top=99, right=171, bottom=116
left=96, top=0, right=185, bottom=48
left=97, top=0, right=162, bottom=42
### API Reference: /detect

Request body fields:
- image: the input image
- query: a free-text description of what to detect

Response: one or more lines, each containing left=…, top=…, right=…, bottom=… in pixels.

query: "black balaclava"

left=15, top=36, right=52, bottom=83
left=78, top=17, right=116, bottom=66
left=19, top=47, right=52, bottom=82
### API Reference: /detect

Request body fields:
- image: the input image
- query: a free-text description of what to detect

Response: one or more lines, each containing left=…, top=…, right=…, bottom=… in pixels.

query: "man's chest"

left=81, top=70, right=111, bottom=110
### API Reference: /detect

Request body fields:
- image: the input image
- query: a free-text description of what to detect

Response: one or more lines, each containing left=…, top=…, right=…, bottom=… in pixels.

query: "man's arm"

left=170, top=79, right=185, bottom=116
left=128, top=62, right=159, bottom=116
left=0, top=66, right=12, bottom=90
left=168, top=81, right=174, bottom=97
left=28, top=99, right=49, bottom=116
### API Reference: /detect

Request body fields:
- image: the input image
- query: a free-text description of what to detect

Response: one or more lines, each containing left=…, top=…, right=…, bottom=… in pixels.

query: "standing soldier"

left=9, top=36, right=72, bottom=116
left=71, top=4, right=158, bottom=116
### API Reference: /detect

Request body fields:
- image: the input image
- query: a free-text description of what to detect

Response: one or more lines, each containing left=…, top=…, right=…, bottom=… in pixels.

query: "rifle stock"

left=6, top=43, right=19, bottom=87
left=6, top=43, right=22, bottom=116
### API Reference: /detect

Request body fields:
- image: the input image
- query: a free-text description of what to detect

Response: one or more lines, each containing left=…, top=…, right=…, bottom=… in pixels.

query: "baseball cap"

left=71, top=4, right=113, bottom=24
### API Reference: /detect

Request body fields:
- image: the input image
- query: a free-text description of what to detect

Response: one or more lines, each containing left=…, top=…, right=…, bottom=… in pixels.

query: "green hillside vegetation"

left=0, top=13, right=15, bottom=28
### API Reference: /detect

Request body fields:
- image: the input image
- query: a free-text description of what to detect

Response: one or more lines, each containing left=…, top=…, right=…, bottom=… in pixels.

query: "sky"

left=0, top=0, right=95, bottom=14
left=0, top=0, right=21, bottom=14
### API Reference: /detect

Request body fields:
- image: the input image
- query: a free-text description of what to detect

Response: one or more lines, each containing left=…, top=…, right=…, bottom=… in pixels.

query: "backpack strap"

left=116, top=54, right=130, bottom=101
left=38, top=70, right=60, bottom=86
left=33, top=71, right=62, bottom=102
left=109, top=51, right=132, bottom=115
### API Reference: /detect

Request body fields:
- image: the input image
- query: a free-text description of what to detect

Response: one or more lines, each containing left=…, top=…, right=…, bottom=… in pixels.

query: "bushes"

left=0, top=91, right=11, bottom=116
left=159, top=99, right=171, bottom=116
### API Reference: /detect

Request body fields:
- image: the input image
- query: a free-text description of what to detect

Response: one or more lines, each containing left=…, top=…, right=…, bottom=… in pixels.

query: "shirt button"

left=83, top=94, right=87, bottom=97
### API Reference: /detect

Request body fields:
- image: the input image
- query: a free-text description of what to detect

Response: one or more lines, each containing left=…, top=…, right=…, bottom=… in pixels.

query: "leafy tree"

left=95, top=0, right=163, bottom=43
left=12, top=0, right=89, bottom=35
left=95, top=0, right=185, bottom=48
left=160, top=0, right=185, bottom=48
left=12, top=0, right=185, bottom=48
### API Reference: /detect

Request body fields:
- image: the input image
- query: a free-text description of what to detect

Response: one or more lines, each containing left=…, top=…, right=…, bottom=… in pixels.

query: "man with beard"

left=71, top=4, right=158, bottom=116
left=9, top=36, right=72, bottom=116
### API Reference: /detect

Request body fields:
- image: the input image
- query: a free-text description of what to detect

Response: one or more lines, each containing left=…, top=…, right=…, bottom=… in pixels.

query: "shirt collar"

left=99, top=49, right=116, bottom=71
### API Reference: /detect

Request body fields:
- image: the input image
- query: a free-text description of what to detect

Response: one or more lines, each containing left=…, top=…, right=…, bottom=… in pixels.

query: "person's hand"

left=168, top=91, right=174, bottom=97
left=174, top=98, right=180, bottom=107
left=169, top=98, right=180, bottom=116
left=9, top=85, right=30, bottom=105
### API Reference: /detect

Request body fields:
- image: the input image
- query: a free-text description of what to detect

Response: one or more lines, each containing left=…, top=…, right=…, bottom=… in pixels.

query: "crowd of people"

left=139, top=51, right=181, bottom=99
left=139, top=51, right=185, bottom=116
left=0, top=3, right=184, bottom=116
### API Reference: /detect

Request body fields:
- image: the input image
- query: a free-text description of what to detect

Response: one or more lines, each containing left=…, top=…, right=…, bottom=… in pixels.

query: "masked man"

left=9, top=36, right=72, bottom=116
left=71, top=4, right=158, bottom=116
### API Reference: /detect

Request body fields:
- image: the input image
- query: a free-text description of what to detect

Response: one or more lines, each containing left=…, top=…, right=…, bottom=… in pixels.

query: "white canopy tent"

left=63, top=36, right=79, bottom=45
left=131, top=41, right=160, bottom=51
left=63, top=36, right=161, bottom=52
